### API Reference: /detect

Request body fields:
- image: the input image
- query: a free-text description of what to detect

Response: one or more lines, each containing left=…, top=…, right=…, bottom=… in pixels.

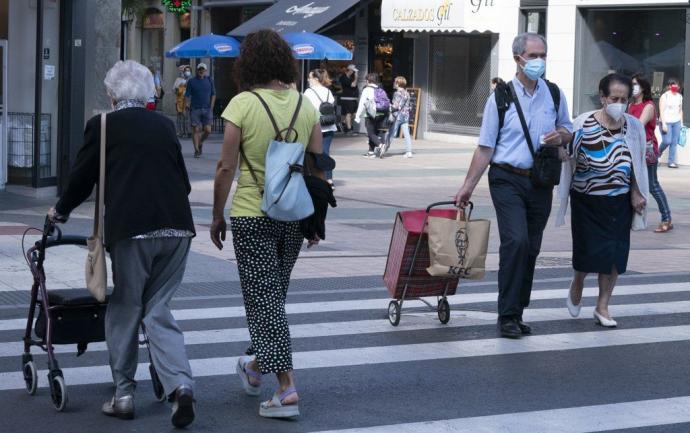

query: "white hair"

left=512, top=32, right=547, bottom=56
left=103, top=60, right=155, bottom=102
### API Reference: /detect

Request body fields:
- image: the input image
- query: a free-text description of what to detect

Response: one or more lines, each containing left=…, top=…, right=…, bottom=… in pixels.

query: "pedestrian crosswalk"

left=1, top=273, right=690, bottom=432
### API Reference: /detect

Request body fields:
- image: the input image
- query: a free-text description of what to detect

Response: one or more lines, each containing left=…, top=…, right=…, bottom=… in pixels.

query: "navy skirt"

left=570, top=191, right=632, bottom=274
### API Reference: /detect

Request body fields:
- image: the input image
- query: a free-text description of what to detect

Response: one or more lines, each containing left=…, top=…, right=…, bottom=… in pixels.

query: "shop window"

left=522, top=9, right=546, bottom=36
left=141, top=8, right=164, bottom=81
left=575, top=8, right=686, bottom=115
left=427, top=34, right=493, bottom=135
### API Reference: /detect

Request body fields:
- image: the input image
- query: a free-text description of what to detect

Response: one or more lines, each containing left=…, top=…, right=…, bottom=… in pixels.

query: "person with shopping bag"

left=47, top=60, right=196, bottom=427
left=454, top=33, right=573, bottom=339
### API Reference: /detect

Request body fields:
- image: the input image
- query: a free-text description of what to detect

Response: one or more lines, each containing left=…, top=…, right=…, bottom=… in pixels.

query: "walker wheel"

left=49, top=373, right=67, bottom=411
left=388, top=300, right=401, bottom=326
left=438, top=298, right=451, bottom=324
left=22, top=360, right=37, bottom=395
left=150, top=364, right=166, bottom=402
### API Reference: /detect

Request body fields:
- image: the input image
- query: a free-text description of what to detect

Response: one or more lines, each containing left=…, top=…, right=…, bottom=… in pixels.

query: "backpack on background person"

left=308, top=88, right=337, bottom=127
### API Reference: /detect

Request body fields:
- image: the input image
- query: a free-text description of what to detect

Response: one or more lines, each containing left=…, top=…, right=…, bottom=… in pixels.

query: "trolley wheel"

left=437, top=298, right=450, bottom=324
left=22, top=360, right=37, bottom=395
left=149, top=364, right=166, bottom=402
left=388, top=300, right=401, bottom=326
left=49, top=373, right=68, bottom=411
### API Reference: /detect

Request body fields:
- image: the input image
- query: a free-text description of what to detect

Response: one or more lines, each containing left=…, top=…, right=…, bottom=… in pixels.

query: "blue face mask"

left=519, top=56, right=546, bottom=81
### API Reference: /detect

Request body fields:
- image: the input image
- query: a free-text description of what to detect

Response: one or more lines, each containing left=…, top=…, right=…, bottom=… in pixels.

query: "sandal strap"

left=240, top=357, right=262, bottom=380
left=279, top=387, right=297, bottom=402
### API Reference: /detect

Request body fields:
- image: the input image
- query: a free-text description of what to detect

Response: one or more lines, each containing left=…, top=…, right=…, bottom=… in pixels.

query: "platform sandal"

left=236, top=356, right=261, bottom=396
left=259, top=387, right=299, bottom=418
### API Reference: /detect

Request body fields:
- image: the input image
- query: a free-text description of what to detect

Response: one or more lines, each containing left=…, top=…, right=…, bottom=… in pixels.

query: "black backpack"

left=308, top=88, right=337, bottom=127
left=494, top=79, right=560, bottom=131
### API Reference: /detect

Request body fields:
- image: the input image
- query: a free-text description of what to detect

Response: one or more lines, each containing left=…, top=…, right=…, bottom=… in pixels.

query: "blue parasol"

left=165, top=33, right=241, bottom=58
left=282, top=32, right=353, bottom=61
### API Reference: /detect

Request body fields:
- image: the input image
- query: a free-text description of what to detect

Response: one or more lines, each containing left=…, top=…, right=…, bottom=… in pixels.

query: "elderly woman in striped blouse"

left=556, top=73, right=649, bottom=328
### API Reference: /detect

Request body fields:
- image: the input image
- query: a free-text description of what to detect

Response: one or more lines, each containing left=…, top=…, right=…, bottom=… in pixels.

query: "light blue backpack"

left=240, top=91, right=314, bottom=222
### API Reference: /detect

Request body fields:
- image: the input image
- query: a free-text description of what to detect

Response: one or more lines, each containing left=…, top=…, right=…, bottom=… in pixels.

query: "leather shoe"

left=102, top=395, right=134, bottom=420
left=171, top=384, right=196, bottom=428
left=497, top=317, right=522, bottom=339
left=517, top=317, right=532, bottom=335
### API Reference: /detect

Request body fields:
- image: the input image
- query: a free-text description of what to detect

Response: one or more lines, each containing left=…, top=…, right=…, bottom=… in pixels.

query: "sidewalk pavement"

left=1, top=131, right=689, bottom=294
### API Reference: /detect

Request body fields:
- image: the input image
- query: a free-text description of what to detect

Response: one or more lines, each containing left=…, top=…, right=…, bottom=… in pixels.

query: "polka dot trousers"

left=230, top=217, right=303, bottom=374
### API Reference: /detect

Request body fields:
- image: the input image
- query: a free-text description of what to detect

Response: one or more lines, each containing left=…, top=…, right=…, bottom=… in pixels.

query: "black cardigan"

left=56, top=108, right=195, bottom=246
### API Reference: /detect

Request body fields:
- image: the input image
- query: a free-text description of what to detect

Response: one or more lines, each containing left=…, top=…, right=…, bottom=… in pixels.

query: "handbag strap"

left=94, top=113, right=106, bottom=238
left=508, top=82, right=536, bottom=159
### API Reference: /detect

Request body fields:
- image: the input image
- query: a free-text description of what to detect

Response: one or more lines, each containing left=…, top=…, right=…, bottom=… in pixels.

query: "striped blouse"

left=570, top=114, right=632, bottom=196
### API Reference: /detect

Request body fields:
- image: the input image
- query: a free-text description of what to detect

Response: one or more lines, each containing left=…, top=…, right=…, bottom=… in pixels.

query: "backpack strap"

left=308, top=87, right=324, bottom=104
left=494, top=82, right=512, bottom=131
left=249, top=91, right=302, bottom=143
left=544, top=79, right=561, bottom=116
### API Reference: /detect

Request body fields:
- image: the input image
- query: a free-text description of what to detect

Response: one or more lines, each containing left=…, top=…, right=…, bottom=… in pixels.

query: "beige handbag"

left=85, top=113, right=107, bottom=302
left=426, top=205, right=490, bottom=280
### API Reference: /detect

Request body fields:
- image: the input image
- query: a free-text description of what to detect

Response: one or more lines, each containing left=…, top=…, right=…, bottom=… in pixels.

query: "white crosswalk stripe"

left=0, top=281, right=688, bottom=331
left=1, top=277, right=690, bottom=432
left=1, top=300, right=690, bottom=358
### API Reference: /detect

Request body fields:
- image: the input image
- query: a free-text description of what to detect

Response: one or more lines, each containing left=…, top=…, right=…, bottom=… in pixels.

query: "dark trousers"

left=488, top=166, right=553, bottom=318
left=365, top=116, right=383, bottom=151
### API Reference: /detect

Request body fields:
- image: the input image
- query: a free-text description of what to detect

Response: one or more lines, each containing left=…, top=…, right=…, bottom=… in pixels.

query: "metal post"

left=33, top=0, right=44, bottom=188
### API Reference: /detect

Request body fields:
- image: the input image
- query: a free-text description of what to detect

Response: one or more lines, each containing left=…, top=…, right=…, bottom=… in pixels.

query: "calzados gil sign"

left=384, top=0, right=497, bottom=31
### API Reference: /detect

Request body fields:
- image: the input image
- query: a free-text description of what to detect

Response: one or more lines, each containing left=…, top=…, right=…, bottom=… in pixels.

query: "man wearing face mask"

left=556, top=73, right=648, bottom=328
left=455, top=33, right=573, bottom=339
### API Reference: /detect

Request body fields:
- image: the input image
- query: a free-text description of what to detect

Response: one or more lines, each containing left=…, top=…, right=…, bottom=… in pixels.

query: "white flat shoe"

left=593, top=310, right=617, bottom=327
left=566, top=290, right=582, bottom=318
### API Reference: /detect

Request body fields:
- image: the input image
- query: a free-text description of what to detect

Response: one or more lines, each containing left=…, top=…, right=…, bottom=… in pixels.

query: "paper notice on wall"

left=44, top=65, right=55, bottom=80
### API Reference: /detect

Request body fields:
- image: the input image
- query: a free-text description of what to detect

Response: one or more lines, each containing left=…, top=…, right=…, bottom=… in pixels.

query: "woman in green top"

left=210, top=30, right=322, bottom=419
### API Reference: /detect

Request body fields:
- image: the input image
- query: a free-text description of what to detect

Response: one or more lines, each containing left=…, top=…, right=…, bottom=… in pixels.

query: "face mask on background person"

left=671, top=84, right=680, bottom=93
left=605, top=102, right=627, bottom=122
left=519, top=56, right=546, bottom=81
left=632, top=84, right=641, bottom=97
left=184, top=71, right=191, bottom=78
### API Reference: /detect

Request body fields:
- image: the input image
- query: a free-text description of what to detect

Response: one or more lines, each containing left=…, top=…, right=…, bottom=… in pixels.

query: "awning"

left=380, top=0, right=512, bottom=33
left=228, top=0, right=360, bottom=37
left=203, top=0, right=275, bottom=7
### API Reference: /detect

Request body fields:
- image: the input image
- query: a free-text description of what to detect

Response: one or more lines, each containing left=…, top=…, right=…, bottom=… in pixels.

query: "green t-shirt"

left=222, top=88, right=320, bottom=217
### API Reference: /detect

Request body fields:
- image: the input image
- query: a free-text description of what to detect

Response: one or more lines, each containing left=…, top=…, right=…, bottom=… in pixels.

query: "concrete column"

left=353, top=6, right=368, bottom=133
left=84, top=0, right=121, bottom=118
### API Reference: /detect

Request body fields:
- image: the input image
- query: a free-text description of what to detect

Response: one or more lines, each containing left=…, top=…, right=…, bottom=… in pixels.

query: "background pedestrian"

left=356, top=72, right=388, bottom=158
left=659, top=78, right=684, bottom=168
left=305, top=68, right=337, bottom=188
left=185, top=63, right=215, bottom=158
left=174, top=65, right=191, bottom=138
left=383, top=75, right=413, bottom=158
left=629, top=74, right=672, bottom=232
left=338, top=64, right=359, bottom=135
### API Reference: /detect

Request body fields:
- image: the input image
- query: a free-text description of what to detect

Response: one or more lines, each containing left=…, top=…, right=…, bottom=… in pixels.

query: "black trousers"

left=365, top=116, right=383, bottom=151
left=488, top=166, right=553, bottom=318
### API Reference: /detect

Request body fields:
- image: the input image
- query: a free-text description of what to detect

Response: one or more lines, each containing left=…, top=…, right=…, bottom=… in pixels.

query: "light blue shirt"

left=478, top=77, right=573, bottom=169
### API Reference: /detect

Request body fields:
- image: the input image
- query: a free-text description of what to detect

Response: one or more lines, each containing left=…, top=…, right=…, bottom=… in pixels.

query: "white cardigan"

left=555, top=111, right=649, bottom=231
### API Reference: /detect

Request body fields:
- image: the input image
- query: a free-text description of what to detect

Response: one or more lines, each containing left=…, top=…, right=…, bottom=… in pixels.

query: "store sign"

left=292, top=44, right=315, bottom=55
left=285, top=2, right=330, bottom=19
left=213, top=43, right=234, bottom=54
left=381, top=0, right=500, bottom=32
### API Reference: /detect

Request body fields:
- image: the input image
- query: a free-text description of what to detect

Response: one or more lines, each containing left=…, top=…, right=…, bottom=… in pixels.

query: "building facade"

left=0, top=0, right=121, bottom=194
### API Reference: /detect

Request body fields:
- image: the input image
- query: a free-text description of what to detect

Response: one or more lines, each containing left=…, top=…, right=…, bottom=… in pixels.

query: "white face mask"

left=605, top=103, right=627, bottom=121
left=632, top=84, right=641, bottom=97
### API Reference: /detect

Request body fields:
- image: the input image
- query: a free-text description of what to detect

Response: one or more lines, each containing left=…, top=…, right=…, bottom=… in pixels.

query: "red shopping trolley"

left=383, top=201, right=467, bottom=326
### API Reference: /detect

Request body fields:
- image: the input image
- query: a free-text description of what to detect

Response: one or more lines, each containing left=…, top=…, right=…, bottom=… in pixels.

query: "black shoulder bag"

left=508, top=82, right=561, bottom=188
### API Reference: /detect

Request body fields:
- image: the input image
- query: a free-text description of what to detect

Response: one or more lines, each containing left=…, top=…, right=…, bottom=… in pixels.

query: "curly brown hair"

left=234, top=29, right=298, bottom=91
